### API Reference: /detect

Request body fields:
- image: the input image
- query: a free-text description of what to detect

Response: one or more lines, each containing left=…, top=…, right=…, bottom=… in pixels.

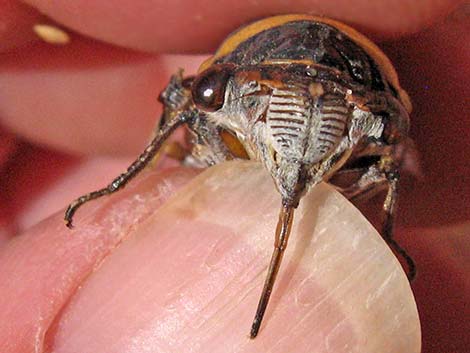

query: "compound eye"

left=191, top=65, right=232, bottom=112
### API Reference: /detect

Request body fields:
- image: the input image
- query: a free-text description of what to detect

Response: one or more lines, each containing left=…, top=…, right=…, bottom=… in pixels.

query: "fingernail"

left=47, top=161, right=421, bottom=353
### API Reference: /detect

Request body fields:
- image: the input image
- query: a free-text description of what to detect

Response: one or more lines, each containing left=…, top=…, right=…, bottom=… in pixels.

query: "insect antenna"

left=64, top=111, right=192, bottom=228
left=250, top=203, right=295, bottom=338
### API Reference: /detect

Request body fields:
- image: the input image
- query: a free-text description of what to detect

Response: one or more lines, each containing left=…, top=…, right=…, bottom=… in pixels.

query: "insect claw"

left=64, top=202, right=78, bottom=229
left=64, top=218, right=73, bottom=229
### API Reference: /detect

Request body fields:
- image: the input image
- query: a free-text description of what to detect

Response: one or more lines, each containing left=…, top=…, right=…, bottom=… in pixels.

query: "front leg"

left=64, top=71, right=195, bottom=227
left=148, top=71, right=194, bottom=166
left=380, top=156, right=417, bottom=281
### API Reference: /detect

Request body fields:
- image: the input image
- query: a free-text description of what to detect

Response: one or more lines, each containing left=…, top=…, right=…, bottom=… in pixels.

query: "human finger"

left=0, top=162, right=421, bottom=352
left=22, top=0, right=462, bottom=52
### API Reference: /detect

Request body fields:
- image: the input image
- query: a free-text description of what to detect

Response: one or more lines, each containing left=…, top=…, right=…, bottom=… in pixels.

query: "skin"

left=0, top=1, right=468, bottom=352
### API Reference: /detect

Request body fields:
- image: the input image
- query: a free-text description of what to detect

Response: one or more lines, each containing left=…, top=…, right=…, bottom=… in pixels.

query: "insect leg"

left=186, top=114, right=236, bottom=166
left=146, top=71, right=193, bottom=166
left=64, top=111, right=192, bottom=228
left=250, top=203, right=294, bottom=339
left=332, top=155, right=416, bottom=281
left=382, top=168, right=417, bottom=281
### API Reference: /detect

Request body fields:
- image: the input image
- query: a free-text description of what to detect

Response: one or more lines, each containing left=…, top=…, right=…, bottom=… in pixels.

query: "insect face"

left=189, top=64, right=356, bottom=206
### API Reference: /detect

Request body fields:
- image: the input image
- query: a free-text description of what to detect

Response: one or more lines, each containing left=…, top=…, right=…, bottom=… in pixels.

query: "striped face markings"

left=195, top=64, right=352, bottom=166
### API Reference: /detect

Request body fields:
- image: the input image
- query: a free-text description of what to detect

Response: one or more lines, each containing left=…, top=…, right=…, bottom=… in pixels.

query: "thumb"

left=0, top=161, right=421, bottom=352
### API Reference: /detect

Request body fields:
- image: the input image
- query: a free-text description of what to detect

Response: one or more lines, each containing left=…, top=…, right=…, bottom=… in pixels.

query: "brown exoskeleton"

left=64, top=15, right=416, bottom=338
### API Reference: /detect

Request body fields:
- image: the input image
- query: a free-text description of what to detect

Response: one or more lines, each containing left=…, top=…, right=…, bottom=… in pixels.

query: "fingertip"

left=47, top=162, right=420, bottom=353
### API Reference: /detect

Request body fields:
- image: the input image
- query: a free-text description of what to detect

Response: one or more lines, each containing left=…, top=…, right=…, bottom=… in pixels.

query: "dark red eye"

left=191, top=65, right=232, bottom=112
